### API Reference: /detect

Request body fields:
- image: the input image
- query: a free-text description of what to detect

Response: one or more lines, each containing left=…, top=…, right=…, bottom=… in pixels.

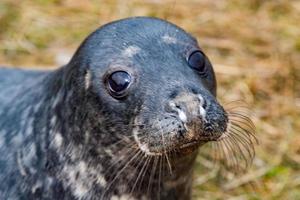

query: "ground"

left=0, top=0, right=299, bottom=199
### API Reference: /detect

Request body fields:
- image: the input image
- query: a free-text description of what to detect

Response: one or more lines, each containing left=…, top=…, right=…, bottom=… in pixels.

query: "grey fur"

left=0, top=17, right=230, bottom=200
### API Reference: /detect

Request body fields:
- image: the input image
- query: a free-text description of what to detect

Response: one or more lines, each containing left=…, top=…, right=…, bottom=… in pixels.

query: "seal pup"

left=0, top=17, right=256, bottom=200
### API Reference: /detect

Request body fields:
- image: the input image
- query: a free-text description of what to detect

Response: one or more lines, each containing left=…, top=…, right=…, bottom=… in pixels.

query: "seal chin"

left=142, top=139, right=203, bottom=156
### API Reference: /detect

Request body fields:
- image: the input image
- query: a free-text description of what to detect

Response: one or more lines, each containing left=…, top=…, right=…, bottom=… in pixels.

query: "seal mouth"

left=179, top=140, right=199, bottom=149
left=177, top=140, right=201, bottom=155
left=144, top=132, right=224, bottom=156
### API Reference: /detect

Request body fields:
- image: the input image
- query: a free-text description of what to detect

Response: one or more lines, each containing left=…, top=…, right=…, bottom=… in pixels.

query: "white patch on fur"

left=54, top=133, right=63, bottom=148
left=177, top=109, right=187, bottom=123
left=62, top=159, right=107, bottom=199
left=20, top=107, right=31, bottom=128
left=84, top=131, right=90, bottom=144
left=52, top=92, right=63, bottom=109
left=169, top=101, right=187, bottom=123
left=33, top=101, right=42, bottom=112
left=197, top=95, right=206, bottom=119
left=22, top=144, right=37, bottom=174
left=17, top=151, right=27, bottom=176
left=140, top=143, right=151, bottom=154
left=111, top=194, right=136, bottom=200
left=0, top=131, right=4, bottom=147
left=63, top=163, right=89, bottom=199
left=31, top=180, right=42, bottom=194
left=50, top=116, right=57, bottom=128
left=104, top=148, right=115, bottom=158
left=11, top=134, right=23, bottom=146
left=169, top=101, right=176, bottom=107
left=85, top=70, right=91, bottom=90
left=96, top=174, right=107, bottom=187
left=162, top=34, right=177, bottom=44
left=122, top=46, right=141, bottom=58
left=25, top=118, right=34, bottom=136
left=78, top=161, right=87, bottom=173
left=73, top=183, right=89, bottom=199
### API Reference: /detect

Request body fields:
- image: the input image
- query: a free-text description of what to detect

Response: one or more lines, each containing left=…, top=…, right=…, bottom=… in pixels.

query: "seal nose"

left=166, top=92, right=228, bottom=139
left=166, top=92, right=205, bottom=123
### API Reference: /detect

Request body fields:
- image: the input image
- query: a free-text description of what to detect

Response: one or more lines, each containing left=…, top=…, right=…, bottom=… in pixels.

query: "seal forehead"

left=89, top=17, right=196, bottom=49
left=162, top=34, right=178, bottom=44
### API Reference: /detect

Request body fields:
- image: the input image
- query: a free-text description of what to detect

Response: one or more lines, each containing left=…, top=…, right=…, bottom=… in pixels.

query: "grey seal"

left=0, top=17, right=256, bottom=200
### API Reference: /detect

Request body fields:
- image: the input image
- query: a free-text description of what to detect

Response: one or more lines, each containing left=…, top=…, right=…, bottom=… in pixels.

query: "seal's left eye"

left=187, top=50, right=206, bottom=74
left=107, top=71, right=131, bottom=98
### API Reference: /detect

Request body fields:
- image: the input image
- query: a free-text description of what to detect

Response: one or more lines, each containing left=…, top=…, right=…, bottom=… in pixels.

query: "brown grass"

left=0, top=0, right=299, bottom=199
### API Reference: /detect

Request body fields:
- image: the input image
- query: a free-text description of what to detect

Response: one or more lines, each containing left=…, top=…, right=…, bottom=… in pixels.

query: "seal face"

left=0, top=17, right=256, bottom=200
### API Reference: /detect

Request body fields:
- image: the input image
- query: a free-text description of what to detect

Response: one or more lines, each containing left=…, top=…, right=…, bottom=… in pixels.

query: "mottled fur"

left=0, top=17, right=230, bottom=200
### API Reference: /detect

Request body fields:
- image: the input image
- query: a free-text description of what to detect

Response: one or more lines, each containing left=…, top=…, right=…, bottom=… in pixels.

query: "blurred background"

left=0, top=0, right=299, bottom=199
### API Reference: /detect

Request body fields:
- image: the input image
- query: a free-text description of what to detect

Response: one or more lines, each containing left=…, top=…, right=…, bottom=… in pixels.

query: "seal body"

left=0, top=17, right=230, bottom=200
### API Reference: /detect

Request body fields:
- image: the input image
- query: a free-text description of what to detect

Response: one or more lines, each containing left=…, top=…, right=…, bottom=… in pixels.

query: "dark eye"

left=187, top=50, right=206, bottom=73
left=107, top=71, right=132, bottom=98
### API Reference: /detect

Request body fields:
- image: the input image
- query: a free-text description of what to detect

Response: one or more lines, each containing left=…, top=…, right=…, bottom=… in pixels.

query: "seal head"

left=67, top=17, right=228, bottom=156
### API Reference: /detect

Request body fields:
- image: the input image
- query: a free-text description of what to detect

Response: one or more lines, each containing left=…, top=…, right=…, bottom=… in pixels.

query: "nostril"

left=198, top=95, right=207, bottom=109
left=178, top=126, right=187, bottom=138
left=204, top=126, right=212, bottom=132
left=165, top=101, right=178, bottom=114
left=204, top=124, right=213, bottom=133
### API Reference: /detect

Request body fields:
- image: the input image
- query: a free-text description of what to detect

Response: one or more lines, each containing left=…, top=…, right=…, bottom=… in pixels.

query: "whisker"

left=158, top=156, right=162, bottom=200
left=219, top=139, right=233, bottom=168
left=147, top=156, right=158, bottom=197
left=102, top=142, right=139, bottom=177
left=138, top=156, right=152, bottom=192
left=229, top=118, right=255, bottom=136
left=216, top=140, right=227, bottom=166
left=224, top=99, right=250, bottom=106
left=130, top=155, right=151, bottom=195
left=101, top=150, right=143, bottom=199
left=222, top=137, right=238, bottom=169
left=227, top=134, right=249, bottom=168
left=228, top=112, right=255, bottom=126
left=230, top=123, right=257, bottom=151
left=130, top=154, right=149, bottom=195
left=224, top=100, right=251, bottom=111
left=230, top=121, right=258, bottom=143
left=165, top=151, right=173, bottom=175
left=205, top=99, right=258, bottom=173
left=228, top=128, right=255, bottom=160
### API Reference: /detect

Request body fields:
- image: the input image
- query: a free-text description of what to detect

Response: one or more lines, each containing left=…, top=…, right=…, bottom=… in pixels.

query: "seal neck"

left=158, top=151, right=198, bottom=199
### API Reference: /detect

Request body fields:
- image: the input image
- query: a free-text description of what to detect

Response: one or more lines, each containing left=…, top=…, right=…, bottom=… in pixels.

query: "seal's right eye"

left=107, top=71, right=132, bottom=98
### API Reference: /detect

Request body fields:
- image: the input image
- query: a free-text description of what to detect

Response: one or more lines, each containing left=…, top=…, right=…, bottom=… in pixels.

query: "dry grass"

left=0, top=0, right=299, bottom=199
